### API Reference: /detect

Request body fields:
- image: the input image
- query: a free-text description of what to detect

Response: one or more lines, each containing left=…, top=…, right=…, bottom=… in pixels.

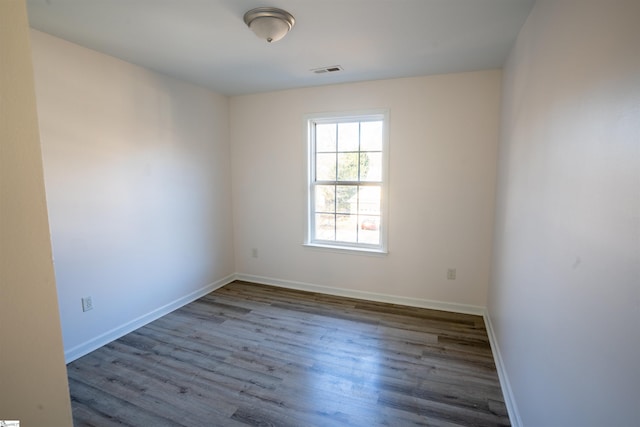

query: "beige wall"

left=30, top=30, right=235, bottom=361
left=231, top=71, right=501, bottom=309
left=0, top=1, right=73, bottom=425
left=488, top=0, right=640, bottom=425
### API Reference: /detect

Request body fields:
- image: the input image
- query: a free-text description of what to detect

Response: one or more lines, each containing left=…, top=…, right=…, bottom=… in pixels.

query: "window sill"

left=303, top=243, right=388, bottom=257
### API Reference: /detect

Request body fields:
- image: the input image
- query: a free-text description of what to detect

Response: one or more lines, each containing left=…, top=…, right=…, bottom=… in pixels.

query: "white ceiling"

left=26, top=0, right=534, bottom=96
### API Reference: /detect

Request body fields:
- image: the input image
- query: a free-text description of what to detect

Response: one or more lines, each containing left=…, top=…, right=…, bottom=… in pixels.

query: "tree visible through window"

left=306, top=111, right=388, bottom=252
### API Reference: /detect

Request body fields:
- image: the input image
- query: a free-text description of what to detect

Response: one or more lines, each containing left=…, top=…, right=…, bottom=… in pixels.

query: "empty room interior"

left=1, top=0, right=639, bottom=426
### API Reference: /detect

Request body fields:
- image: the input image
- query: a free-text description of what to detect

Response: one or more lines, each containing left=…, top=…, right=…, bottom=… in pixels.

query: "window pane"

left=316, top=123, right=336, bottom=152
left=337, top=122, right=359, bottom=152
left=315, top=214, right=335, bottom=240
left=315, top=185, right=335, bottom=213
left=337, top=152, right=359, bottom=181
left=308, top=112, right=387, bottom=251
left=360, top=152, right=382, bottom=182
left=316, top=153, right=336, bottom=181
left=336, top=214, right=357, bottom=242
left=358, top=216, right=380, bottom=244
left=358, top=186, right=381, bottom=215
left=360, top=121, right=382, bottom=151
left=336, top=185, right=356, bottom=214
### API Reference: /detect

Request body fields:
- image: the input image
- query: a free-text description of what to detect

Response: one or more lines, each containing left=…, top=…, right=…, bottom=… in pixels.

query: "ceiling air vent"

left=311, top=65, right=343, bottom=74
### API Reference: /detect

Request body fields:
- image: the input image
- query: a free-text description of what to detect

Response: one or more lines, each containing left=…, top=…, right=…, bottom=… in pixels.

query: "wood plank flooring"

left=67, top=281, right=510, bottom=426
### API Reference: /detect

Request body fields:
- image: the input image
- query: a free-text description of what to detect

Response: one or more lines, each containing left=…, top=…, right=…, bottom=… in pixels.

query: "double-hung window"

left=306, top=110, right=389, bottom=253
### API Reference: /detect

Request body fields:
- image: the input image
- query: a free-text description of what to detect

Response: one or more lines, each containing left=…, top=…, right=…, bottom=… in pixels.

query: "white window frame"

left=304, top=109, right=389, bottom=254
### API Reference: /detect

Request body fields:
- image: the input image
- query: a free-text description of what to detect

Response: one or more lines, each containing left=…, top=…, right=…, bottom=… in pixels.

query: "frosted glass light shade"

left=244, top=7, right=295, bottom=43
left=249, top=17, right=290, bottom=42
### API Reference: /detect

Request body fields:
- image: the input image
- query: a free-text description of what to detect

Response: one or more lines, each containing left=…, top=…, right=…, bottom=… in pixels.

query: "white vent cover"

left=311, top=65, right=343, bottom=74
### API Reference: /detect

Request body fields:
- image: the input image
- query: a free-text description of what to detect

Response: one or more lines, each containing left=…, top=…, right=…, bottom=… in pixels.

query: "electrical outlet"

left=82, top=296, right=93, bottom=312
left=447, top=268, right=456, bottom=280
left=251, top=248, right=258, bottom=258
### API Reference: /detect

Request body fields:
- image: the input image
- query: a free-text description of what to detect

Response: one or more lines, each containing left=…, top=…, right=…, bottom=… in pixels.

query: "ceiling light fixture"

left=243, top=7, right=295, bottom=43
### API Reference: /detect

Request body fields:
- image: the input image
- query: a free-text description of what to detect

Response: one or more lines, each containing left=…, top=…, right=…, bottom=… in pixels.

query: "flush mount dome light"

left=243, top=7, right=295, bottom=43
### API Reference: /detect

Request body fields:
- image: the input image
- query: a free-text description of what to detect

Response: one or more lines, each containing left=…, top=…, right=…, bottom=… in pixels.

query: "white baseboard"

left=64, top=273, right=236, bottom=363
left=235, top=273, right=485, bottom=316
left=483, top=310, right=522, bottom=427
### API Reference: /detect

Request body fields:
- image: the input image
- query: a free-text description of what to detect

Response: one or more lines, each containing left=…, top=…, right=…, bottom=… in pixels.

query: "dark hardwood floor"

left=67, top=281, right=510, bottom=426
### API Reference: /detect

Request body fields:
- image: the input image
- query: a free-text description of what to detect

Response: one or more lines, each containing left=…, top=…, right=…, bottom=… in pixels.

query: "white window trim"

left=304, top=109, right=390, bottom=254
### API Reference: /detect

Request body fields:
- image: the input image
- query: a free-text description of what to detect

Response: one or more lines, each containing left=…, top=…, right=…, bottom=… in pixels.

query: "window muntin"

left=306, top=111, right=388, bottom=252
